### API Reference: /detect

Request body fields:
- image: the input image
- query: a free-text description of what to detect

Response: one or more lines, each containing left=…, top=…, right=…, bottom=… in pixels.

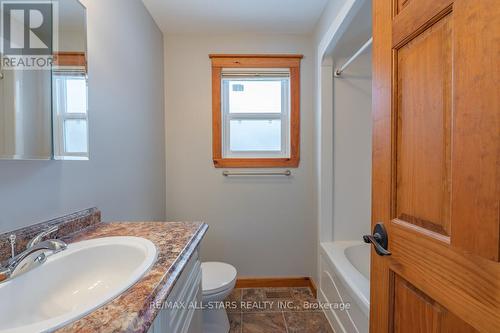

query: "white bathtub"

left=319, top=241, right=370, bottom=333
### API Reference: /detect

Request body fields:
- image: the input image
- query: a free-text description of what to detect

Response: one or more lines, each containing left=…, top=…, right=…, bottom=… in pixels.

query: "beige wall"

left=164, top=34, right=316, bottom=277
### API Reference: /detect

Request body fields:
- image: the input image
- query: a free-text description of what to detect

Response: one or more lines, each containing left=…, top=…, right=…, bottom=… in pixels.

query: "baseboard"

left=236, top=277, right=318, bottom=297
left=308, top=277, right=318, bottom=298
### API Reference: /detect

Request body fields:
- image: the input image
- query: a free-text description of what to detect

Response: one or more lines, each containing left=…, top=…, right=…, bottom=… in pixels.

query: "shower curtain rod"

left=335, top=37, right=373, bottom=77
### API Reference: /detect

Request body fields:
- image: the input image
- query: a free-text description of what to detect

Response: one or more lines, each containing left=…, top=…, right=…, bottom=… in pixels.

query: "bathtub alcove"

left=316, top=0, right=373, bottom=332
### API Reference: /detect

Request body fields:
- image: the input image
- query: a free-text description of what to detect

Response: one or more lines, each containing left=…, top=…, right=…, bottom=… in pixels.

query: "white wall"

left=314, top=0, right=371, bottom=282
left=332, top=51, right=372, bottom=240
left=164, top=34, right=316, bottom=277
left=59, top=29, right=86, bottom=52
left=0, top=70, right=52, bottom=159
left=314, top=0, right=348, bottom=46
left=314, top=0, right=354, bottom=248
left=0, top=0, right=166, bottom=233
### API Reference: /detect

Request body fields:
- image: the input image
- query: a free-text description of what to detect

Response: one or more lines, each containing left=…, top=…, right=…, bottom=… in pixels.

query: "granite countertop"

left=53, top=221, right=208, bottom=333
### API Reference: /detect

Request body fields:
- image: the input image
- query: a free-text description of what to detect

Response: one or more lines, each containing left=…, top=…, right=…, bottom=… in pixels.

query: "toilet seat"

left=201, top=262, right=237, bottom=296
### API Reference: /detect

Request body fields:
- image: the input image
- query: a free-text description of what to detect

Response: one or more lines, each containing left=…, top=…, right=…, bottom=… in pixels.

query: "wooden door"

left=371, top=0, right=500, bottom=332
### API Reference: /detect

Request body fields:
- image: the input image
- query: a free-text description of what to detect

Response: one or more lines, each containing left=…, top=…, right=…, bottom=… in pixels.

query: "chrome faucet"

left=26, top=225, right=59, bottom=249
left=0, top=226, right=67, bottom=283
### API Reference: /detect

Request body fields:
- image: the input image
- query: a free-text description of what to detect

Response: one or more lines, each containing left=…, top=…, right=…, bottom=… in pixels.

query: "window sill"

left=213, top=158, right=299, bottom=168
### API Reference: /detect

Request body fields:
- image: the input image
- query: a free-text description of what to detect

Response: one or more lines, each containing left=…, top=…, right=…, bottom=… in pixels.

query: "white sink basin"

left=0, top=236, right=157, bottom=333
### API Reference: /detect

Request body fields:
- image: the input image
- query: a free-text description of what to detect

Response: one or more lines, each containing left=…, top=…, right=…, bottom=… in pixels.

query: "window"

left=52, top=69, right=89, bottom=159
left=210, top=54, right=302, bottom=168
left=223, top=75, right=289, bottom=157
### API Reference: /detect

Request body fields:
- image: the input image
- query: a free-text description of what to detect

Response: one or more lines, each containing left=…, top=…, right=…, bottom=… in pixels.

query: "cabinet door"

left=148, top=251, right=202, bottom=333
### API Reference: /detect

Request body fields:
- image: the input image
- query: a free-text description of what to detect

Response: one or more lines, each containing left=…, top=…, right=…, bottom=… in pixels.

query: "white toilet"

left=201, top=262, right=237, bottom=333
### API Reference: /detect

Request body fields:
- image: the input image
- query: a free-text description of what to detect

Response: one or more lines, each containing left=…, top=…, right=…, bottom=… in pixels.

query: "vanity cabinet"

left=148, top=251, right=202, bottom=333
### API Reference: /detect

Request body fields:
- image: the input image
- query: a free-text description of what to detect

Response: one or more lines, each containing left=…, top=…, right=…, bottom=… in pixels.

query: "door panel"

left=393, top=275, right=442, bottom=333
left=396, top=14, right=452, bottom=237
left=371, top=0, right=500, bottom=332
left=390, top=224, right=500, bottom=332
left=392, top=0, right=453, bottom=49
left=392, top=275, right=477, bottom=333
left=396, top=0, right=410, bottom=14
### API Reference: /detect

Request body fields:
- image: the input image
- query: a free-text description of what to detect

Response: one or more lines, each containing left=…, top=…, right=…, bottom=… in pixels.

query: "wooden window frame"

left=210, top=54, right=302, bottom=168
left=53, top=52, right=87, bottom=72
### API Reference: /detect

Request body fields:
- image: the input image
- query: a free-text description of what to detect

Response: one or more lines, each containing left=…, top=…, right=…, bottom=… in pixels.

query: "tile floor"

left=224, top=287, right=334, bottom=333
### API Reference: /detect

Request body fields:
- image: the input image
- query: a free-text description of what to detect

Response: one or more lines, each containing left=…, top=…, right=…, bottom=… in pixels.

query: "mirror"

left=0, top=0, right=88, bottom=160
left=53, top=0, right=88, bottom=160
